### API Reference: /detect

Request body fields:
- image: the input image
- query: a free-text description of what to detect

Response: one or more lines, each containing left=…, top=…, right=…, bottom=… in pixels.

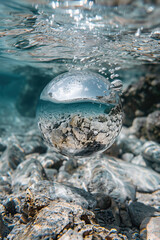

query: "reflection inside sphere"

left=36, top=71, right=123, bottom=157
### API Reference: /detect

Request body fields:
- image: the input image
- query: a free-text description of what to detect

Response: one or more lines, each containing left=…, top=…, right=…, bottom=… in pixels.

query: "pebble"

left=150, top=28, right=160, bottom=39
left=58, top=229, right=83, bottom=240
left=128, top=202, right=158, bottom=227
left=136, top=190, right=160, bottom=211
left=140, top=216, right=160, bottom=240
left=23, top=180, right=96, bottom=214
left=122, top=152, right=134, bottom=162
left=146, top=111, right=160, bottom=143
left=0, top=142, right=6, bottom=152
left=117, top=160, right=160, bottom=192
left=68, top=156, right=136, bottom=204
left=20, top=134, right=47, bottom=155
left=131, top=154, right=147, bottom=167
left=129, top=117, right=147, bottom=139
left=5, top=144, right=25, bottom=170
left=8, top=201, right=126, bottom=240
left=122, top=74, right=160, bottom=126
left=118, top=135, right=143, bottom=155
left=142, top=141, right=160, bottom=163
left=38, top=152, right=65, bottom=169
left=0, top=173, right=12, bottom=195
left=12, top=158, right=48, bottom=191
left=0, top=213, right=10, bottom=239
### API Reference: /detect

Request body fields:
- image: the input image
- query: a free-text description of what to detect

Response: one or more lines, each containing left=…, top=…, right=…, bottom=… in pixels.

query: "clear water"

left=0, top=0, right=160, bottom=76
left=0, top=0, right=160, bottom=132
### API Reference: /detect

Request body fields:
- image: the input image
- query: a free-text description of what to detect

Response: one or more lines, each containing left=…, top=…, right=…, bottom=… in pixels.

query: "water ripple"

left=0, top=0, right=160, bottom=76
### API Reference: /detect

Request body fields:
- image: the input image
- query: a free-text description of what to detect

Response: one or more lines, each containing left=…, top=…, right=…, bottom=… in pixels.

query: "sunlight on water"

left=0, top=0, right=160, bottom=78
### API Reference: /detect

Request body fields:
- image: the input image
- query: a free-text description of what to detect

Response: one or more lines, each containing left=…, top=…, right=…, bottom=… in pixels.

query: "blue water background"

left=0, top=0, right=160, bottom=118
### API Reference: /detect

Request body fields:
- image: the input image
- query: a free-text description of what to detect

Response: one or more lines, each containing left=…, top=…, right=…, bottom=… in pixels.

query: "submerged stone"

left=23, top=180, right=96, bottom=214
left=12, top=158, right=48, bottom=191
left=36, top=71, right=123, bottom=157
left=8, top=200, right=127, bottom=240
left=142, top=141, right=160, bottom=163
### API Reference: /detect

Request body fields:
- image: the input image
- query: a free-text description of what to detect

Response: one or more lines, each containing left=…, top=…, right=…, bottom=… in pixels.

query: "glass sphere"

left=36, top=71, right=123, bottom=157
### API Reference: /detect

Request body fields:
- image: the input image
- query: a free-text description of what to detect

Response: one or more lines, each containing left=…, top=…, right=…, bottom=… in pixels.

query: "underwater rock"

left=117, top=160, right=160, bottom=192
left=140, top=216, right=160, bottom=240
left=44, top=168, right=57, bottom=181
left=142, top=141, right=160, bottom=163
left=23, top=180, right=96, bottom=215
left=0, top=213, right=10, bottom=239
left=95, top=0, right=132, bottom=6
left=129, top=117, right=147, bottom=139
left=12, top=158, right=48, bottom=191
left=122, top=152, right=134, bottom=162
left=142, top=141, right=160, bottom=172
left=146, top=111, right=160, bottom=143
left=118, top=135, right=143, bottom=155
left=8, top=200, right=126, bottom=240
left=128, top=202, right=158, bottom=227
left=5, top=144, right=25, bottom=170
left=58, top=229, right=83, bottom=240
left=136, top=190, right=160, bottom=211
left=68, top=156, right=160, bottom=202
left=87, top=160, right=136, bottom=204
left=122, top=73, right=160, bottom=126
left=150, top=28, right=160, bottom=40
left=128, top=111, right=160, bottom=143
left=38, top=151, right=65, bottom=169
left=0, top=142, right=6, bottom=152
left=131, top=154, right=147, bottom=167
left=68, top=156, right=136, bottom=204
left=0, top=173, right=12, bottom=195
left=20, top=134, right=47, bottom=155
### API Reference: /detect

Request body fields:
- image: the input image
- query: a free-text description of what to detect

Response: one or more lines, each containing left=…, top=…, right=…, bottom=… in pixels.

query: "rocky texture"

left=1, top=70, right=160, bottom=239
left=20, top=132, right=47, bottom=155
left=118, top=135, right=144, bottom=155
left=140, top=216, right=160, bottom=240
left=8, top=201, right=124, bottom=240
left=146, top=111, right=160, bottom=143
left=12, top=158, right=48, bottom=191
left=129, top=111, right=160, bottom=143
left=0, top=213, right=10, bottom=239
left=4, top=144, right=25, bottom=170
left=122, top=74, right=160, bottom=126
left=95, top=0, right=160, bottom=6
left=38, top=151, right=66, bottom=169
left=142, top=141, right=160, bottom=164
left=23, top=180, right=96, bottom=213
left=128, top=202, right=159, bottom=227
left=68, top=156, right=160, bottom=201
left=142, top=141, right=160, bottom=173
left=67, top=156, right=136, bottom=205
left=0, top=173, right=12, bottom=195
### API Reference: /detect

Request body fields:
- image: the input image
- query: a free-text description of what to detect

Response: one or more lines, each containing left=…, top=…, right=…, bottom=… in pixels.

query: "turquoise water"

left=0, top=0, right=160, bottom=117
left=37, top=99, right=115, bottom=119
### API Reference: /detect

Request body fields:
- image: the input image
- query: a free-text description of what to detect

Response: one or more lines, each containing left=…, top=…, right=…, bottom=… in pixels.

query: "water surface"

left=0, top=0, right=160, bottom=116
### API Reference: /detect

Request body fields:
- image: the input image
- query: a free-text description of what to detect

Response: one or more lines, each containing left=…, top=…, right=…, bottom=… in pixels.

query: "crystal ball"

left=36, top=71, right=123, bottom=157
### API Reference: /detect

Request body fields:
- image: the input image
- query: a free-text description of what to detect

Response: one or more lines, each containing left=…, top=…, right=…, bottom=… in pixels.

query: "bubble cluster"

left=36, top=71, right=123, bottom=157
